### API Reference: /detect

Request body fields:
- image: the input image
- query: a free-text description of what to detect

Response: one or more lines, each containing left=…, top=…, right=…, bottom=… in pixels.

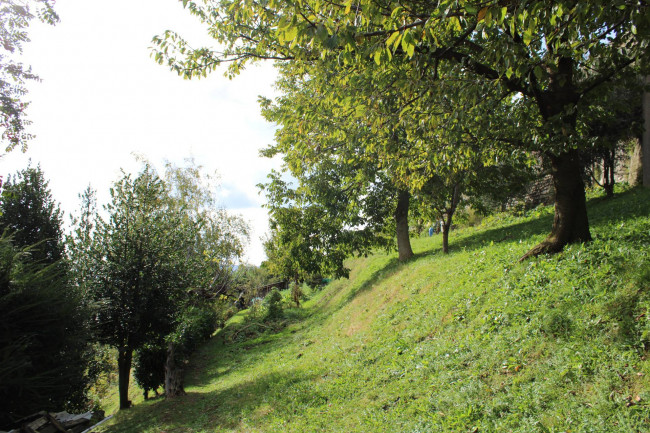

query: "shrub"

left=264, top=289, right=284, bottom=320
left=290, top=282, right=304, bottom=307
left=133, top=342, right=166, bottom=400
left=170, top=306, right=218, bottom=356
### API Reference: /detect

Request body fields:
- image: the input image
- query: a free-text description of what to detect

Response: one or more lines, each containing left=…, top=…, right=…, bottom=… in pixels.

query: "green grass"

left=99, top=187, right=650, bottom=432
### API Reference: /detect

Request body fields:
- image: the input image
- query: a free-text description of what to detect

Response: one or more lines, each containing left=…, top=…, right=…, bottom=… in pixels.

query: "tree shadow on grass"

left=106, top=370, right=321, bottom=433
left=450, top=213, right=553, bottom=254
left=441, top=187, right=650, bottom=256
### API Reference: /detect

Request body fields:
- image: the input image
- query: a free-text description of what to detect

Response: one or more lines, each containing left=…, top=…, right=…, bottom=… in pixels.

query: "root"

left=518, top=238, right=565, bottom=262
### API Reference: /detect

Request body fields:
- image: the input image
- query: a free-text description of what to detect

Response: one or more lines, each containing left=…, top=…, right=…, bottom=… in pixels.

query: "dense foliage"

left=67, top=161, right=249, bottom=409
left=0, top=165, right=90, bottom=427
left=154, top=0, right=649, bottom=267
left=0, top=165, right=65, bottom=264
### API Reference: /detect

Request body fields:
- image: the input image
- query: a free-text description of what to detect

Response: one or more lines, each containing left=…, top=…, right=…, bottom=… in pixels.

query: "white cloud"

left=0, top=0, right=280, bottom=265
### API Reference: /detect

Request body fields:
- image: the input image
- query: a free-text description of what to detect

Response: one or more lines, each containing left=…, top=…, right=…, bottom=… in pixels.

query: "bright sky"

left=1, top=0, right=281, bottom=265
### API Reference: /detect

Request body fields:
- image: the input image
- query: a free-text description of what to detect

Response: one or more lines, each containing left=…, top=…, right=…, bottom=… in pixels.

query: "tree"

left=159, top=160, right=248, bottom=397
left=261, top=58, right=534, bottom=258
left=0, top=164, right=64, bottom=264
left=81, top=161, right=249, bottom=406
left=579, top=76, right=644, bottom=197
left=0, top=235, right=91, bottom=427
left=262, top=167, right=393, bottom=280
left=88, top=166, right=191, bottom=409
left=154, top=0, right=649, bottom=259
left=260, top=63, right=422, bottom=265
left=0, top=0, right=58, bottom=152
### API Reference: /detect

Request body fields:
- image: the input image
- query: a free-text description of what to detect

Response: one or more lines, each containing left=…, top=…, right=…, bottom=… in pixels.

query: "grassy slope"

left=100, top=188, right=650, bottom=433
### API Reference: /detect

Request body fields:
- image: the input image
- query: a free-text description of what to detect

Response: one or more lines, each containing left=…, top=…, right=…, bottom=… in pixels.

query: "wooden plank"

left=25, top=416, right=48, bottom=431
left=45, top=414, right=69, bottom=432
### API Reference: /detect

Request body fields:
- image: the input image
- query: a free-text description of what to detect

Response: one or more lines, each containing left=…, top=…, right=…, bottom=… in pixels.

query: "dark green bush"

left=133, top=342, right=166, bottom=400
left=265, top=288, right=284, bottom=320
left=169, top=306, right=218, bottom=357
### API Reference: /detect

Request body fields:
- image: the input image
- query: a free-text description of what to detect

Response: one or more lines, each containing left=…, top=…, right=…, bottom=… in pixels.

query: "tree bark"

left=603, top=151, right=615, bottom=198
left=441, top=183, right=461, bottom=254
left=641, top=75, right=650, bottom=188
left=521, top=57, right=592, bottom=260
left=165, top=342, right=186, bottom=398
left=117, top=348, right=133, bottom=410
left=394, top=189, right=414, bottom=261
left=520, top=150, right=592, bottom=260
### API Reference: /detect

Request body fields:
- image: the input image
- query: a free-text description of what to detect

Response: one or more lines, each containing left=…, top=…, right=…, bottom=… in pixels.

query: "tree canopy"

left=155, top=0, right=649, bottom=259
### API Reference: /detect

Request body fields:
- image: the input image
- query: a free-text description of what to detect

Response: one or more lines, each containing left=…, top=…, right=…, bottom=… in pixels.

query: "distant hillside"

left=99, top=187, right=650, bottom=433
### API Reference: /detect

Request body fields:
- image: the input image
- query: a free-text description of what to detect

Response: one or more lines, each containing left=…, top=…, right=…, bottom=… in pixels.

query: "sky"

left=1, top=0, right=282, bottom=265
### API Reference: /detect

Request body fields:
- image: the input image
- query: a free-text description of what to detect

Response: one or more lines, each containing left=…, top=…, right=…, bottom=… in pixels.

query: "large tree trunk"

left=521, top=150, right=591, bottom=260
left=118, top=348, right=133, bottom=410
left=165, top=342, right=186, bottom=398
left=522, top=56, right=592, bottom=260
left=394, top=189, right=413, bottom=261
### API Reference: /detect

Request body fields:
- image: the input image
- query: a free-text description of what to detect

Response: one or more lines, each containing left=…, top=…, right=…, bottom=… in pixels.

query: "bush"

left=264, top=289, right=284, bottom=320
left=290, top=282, right=304, bottom=307
left=170, top=306, right=218, bottom=356
left=133, top=342, right=166, bottom=400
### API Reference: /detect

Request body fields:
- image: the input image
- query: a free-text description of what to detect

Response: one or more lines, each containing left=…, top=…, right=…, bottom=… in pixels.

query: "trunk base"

left=519, top=237, right=567, bottom=262
left=520, top=151, right=592, bottom=261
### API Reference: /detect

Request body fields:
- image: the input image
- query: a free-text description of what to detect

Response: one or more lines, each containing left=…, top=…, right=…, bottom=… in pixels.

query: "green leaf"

left=386, top=31, right=400, bottom=48
left=407, top=42, right=415, bottom=57
left=285, top=26, right=298, bottom=42
left=523, top=29, right=532, bottom=46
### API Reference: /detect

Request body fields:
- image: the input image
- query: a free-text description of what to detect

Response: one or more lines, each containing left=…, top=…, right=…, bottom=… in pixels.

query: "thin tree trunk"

left=603, top=150, right=615, bottom=198
left=641, top=75, right=650, bottom=188
left=441, top=183, right=461, bottom=254
left=118, top=348, right=133, bottom=410
left=394, top=189, right=413, bottom=261
left=521, top=150, right=591, bottom=260
left=165, top=342, right=186, bottom=398
left=442, top=222, right=450, bottom=254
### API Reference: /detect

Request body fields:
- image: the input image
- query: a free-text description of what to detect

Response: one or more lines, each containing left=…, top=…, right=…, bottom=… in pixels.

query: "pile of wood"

left=1, top=411, right=109, bottom=433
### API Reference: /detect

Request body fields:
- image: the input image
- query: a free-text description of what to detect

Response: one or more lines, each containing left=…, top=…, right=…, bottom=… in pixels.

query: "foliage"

left=89, top=165, right=188, bottom=350
left=0, top=235, right=90, bottom=428
left=154, top=0, right=650, bottom=256
left=290, top=281, right=303, bottom=307
left=0, top=166, right=92, bottom=426
left=67, top=186, right=98, bottom=296
left=86, top=165, right=197, bottom=409
left=0, top=0, right=58, bottom=151
left=77, top=160, right=249, bottom=408
left=264, top=288, right=284, bottom=321
left=133, top=342, right=166, bottom=400
left=0, top=164, right=64, bottom=264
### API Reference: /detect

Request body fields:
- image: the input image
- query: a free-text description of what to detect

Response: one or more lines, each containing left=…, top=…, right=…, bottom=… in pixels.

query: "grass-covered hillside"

left=100, top=187, right=650, bottom=433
